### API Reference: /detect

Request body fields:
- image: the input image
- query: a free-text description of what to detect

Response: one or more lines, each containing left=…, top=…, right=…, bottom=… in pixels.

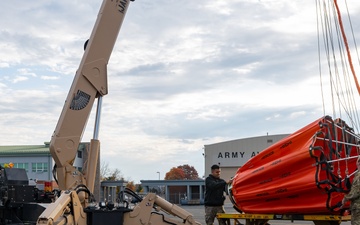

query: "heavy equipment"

left=34, top=0, right=201, bottom=225
left=0, top=166, right=55, bottom=224
left=3, top=1, right=357, bottom=225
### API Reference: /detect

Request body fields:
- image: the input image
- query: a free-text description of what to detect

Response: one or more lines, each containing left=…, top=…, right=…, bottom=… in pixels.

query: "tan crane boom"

left=36, top=1, right=201, bottom=225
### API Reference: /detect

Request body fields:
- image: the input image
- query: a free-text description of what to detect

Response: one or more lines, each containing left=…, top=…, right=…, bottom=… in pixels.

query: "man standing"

left=205, top=164, right=232, bottom=225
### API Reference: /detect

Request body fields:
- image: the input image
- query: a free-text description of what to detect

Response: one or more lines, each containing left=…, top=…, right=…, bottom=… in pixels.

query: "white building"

left=0, top=142, right=88, bottom=189
left=204, top=134, right=289, bottom=181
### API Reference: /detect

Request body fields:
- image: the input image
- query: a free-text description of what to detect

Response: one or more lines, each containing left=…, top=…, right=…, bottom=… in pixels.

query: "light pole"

left=157, top=171, right=160, bottom=180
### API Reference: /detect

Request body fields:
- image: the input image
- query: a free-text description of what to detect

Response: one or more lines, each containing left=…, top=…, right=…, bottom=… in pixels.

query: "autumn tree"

left=178, top=164, right=199, bottom=180
left=165, top=167, right=185, bottom=180
left=165, top=164, right=200, bottom=180
left=126, top=181, right=136, bottom=191
left=136, top=184, right=143, bottom=193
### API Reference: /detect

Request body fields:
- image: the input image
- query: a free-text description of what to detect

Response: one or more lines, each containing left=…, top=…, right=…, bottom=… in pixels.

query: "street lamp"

left=157, top=171, right=160, bottom=180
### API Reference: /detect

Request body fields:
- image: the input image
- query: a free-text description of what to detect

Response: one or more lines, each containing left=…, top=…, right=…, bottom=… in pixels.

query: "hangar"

left=203, top=134, right=288, bottom=183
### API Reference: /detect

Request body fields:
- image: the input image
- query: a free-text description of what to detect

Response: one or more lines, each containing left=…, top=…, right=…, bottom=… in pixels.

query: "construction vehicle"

left=1, top=0, right=356, bottom=225
left=0, top=166, right=55, bottom=224
left=33, top=0, right=201, bottom=225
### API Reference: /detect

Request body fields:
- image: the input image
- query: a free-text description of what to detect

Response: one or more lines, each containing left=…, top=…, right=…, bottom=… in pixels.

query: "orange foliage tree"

left=165, top=164, right=199, bottom=180
left=165, top=167, right=185, bottom=180
left=178, top=164, right=199, bottom=180
left=126, top=181, right=136, bottom=191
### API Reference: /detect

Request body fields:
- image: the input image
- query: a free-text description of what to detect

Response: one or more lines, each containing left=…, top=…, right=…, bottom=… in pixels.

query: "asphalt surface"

left=178, top=203, right=238, bottom=225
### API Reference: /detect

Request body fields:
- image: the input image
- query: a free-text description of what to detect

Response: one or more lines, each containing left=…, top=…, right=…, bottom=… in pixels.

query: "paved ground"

left=178, top=203, right=238, bottom=225
left=170, top=203, right=351, bottom=225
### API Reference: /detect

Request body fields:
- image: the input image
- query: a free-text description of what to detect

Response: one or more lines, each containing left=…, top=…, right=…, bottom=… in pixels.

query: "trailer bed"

left=217, top=213, right=351, bottom=225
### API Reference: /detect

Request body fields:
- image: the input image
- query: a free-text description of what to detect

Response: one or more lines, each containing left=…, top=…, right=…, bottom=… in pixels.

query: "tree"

left=100, top=160, right=110, bottom=181
left=105, top=168, right=124, bottom=181
left=100, top=161, right=125, bottom=181
left=164, top=164, right=200, bottom=180
left=126, top=181, right=136, bottom=191
left=136, top=184, right=143, bottom=193
left=165, top=167, right=185, bottom=180
left=178, top=164, right=199, bottom=180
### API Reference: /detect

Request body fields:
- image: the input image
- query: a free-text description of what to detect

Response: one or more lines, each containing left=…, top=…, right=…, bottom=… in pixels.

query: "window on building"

left=32, top=162, right=48, bottom=172
left=14, top=163, right=29, bottom=172
left=77, top=150, right=82, bottom=158
left=267, top=139, right=273, bottom=143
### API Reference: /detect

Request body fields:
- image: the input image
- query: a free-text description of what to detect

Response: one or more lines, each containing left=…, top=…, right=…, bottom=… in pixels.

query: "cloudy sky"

left=1, top=0, right=360, bottom=183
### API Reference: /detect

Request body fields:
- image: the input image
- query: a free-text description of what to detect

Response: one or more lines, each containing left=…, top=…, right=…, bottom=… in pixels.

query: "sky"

left=1, top=0, right=360, bottom=183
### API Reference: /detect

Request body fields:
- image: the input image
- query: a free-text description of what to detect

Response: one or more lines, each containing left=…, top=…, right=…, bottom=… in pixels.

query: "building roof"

left=204, top=134, right=289, bottom=147
left=101, top=180, right=128, bottom=187
left=0, top=142, right=90, bottom=157
left=140, top=179, right=205, bottom=186
left=0, top=143, right=51, bottom=156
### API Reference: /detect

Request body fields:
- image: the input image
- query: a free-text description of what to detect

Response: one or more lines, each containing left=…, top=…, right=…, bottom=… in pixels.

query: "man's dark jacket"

left=204, top=174, right=227, bottom=206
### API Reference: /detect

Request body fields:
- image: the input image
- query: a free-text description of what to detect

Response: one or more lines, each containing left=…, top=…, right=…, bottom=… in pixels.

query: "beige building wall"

left=204, top=134, right=289, bottom=182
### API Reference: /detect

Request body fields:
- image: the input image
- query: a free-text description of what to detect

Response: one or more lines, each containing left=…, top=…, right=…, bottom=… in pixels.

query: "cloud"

left=12, top=76, right=29, bottom=83
left=1, top=0, right=360, bottom=183
left=41, top=76, right=60, bottom=80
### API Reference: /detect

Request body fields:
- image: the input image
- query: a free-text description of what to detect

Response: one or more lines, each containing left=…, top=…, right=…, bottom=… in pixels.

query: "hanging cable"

left=333, top=0, right=360, bottom=95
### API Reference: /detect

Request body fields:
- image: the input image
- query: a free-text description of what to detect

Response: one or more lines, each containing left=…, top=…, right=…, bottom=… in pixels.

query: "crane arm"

left=49, top=0, right=131, bottom=191
left=38, top=1, right=202, bottom=225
